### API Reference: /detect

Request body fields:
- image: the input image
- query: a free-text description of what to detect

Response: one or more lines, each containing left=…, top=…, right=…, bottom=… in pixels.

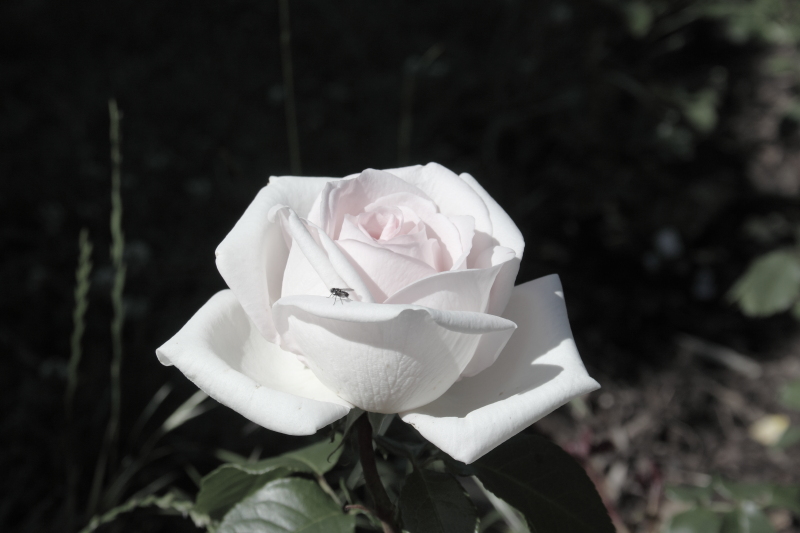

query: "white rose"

left=156, top=163, right=599, bottom=463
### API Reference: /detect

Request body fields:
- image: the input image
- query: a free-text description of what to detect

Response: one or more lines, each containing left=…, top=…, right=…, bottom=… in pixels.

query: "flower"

left=156, top=163, right=599, bottom=463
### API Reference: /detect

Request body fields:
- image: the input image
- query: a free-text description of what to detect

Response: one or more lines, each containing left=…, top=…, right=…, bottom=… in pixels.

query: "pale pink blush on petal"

left=315, top=169, right=435, bottom=238
left=420, top=213, right=467, bottom=271
left=337, top=239, right=438, bottom=302
left=402, top=163, right=494, bottom=255
left=272, top=206, right=375, bottom=304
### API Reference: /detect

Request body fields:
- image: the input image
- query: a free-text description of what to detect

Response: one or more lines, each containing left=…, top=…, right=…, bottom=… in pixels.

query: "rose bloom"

left=157, top=163, right=598, bottom=463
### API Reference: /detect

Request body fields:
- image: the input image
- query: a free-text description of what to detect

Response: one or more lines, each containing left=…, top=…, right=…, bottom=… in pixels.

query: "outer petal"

left=272, top=296, right=517, bottom=414
left=460, top=172, right=525, bottom=317
left=458, top=172, right=524, bottom=258
left=473, top=245, right=520, bottom=317
left=215, top=177, right=335, bottom=343
left=156, top=290, right=351, bottom=435
left=400, top=274, right=600, bottom=464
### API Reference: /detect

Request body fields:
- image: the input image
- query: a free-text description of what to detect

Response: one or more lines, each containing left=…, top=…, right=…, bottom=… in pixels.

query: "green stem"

left=355, top=414, right=399, bottom=533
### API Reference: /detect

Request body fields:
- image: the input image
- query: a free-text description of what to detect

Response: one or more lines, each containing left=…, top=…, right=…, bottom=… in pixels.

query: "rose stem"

left=355, top=414, right=399, bottom=533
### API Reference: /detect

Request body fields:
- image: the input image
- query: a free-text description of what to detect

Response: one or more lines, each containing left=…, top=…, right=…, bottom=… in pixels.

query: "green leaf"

left=194, top=464, right=292, bottom=521
left=666, top=485, right=714, bottom=504
left=779, top=380, right=800, bottom=411
left=622, top=1, right=654, bottom=38
left=196, top=434, right=344, bottom=520
left=666, top=508, right=723, bottom=533
left=400, top=468, right=477, bottom=533
left=715, top=480, right=800, bottom=514
left=769, top=486, right=800, bottom=514
left=275, top=433, right=345, bottom=476
left=471, top=434, right=613, bottom=533
left=721, top=503, right=776, bottom=533
left=775, top=426, right=800, bottom=449
left=218, top=477, right=354, bottom=533
left=728, top=249, right=800, bottom=317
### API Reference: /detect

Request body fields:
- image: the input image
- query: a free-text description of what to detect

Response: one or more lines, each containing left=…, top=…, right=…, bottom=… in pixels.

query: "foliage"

left=81, top=428, right=612, bottom=533
left=664, top=477, right=800, bottom=533
left=728, top=248, right=800, bottom=318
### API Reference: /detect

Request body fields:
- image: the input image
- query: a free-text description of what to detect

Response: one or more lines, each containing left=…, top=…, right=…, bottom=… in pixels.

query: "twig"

left=278, top=0, right=302, bottom=175
left=344, top=504, right=395, bottom=533
left=676, top=334, right=762, bottom=379
left=355, top=414, right=399, bottom=533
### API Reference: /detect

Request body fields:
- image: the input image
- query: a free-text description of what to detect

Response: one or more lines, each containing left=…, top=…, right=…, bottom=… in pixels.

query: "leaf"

left=666, top=485, right=714, bottom=504
left=715, top=481, right=800, bottom=514
left=666, top=508, right=723, bottom=533
left=400, top=468, right=477, bottom=533
left=779, top=380, right=800, bottom=411
left=470, top=434, right=613, bottom=533
left=195, top=434, right=344, bottom=520
left=728, top=249, right=800, bottom=317
left=769, top=486, right=800, bottom=515
left=194, top=464, right=292, bottom=521
left=276, top=433, right=345, bottom=476
left=775, top=426, right=800, bottom=449
left=218, top=477, right=354, bottom=533
left=622, top=1, right=654, bottom=38
left=721, top=503, right=776, bottom=533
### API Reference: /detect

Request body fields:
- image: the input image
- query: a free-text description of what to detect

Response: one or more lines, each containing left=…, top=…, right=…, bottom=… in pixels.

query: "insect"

left=328, top=288, right=353, bottom=305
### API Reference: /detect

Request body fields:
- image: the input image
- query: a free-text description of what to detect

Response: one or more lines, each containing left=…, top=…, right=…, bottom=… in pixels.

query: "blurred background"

left=3, top=0, right=800, bottom=531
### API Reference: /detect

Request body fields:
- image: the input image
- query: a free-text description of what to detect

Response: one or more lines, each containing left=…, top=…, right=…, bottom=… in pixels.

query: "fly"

left=328, top=288, right=353, bottom=305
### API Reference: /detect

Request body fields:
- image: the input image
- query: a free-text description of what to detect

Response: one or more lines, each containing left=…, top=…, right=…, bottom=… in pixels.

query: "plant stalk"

left=355, top=414, right=399, bottom=533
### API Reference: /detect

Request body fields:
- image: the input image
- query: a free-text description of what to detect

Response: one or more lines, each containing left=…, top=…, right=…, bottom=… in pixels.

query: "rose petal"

left=388, top=163, right=494, bottom=259
left=459, top=171, right=524, bottom=258
left=273, top=206, right=375, bottom=304
left=156, top=290, right=351, bottom=435
left=341, top=212, right=439, bottom=268
left=337, top=239, right=438, bottom=302
left=215, top=177, right=335, bottom=343
left=473, top=245, right=520, bottom=317
left=400, top=274, right=600, bottom=463
left=383, top=264, right=503, bottom=312
left=420, top=213, right=474, bottom=271
left=272, top=296, right=517, bottom=414
left=313, top=169, right=435, bottom=238
left=384, top=264, right=513, bottom=380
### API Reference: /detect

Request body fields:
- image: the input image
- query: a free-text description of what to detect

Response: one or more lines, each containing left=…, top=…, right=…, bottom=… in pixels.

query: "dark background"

left=3, top=0, right=800, bottom=531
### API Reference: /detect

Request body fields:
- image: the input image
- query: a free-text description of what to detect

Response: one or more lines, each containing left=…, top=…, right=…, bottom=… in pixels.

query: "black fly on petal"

left=328, top=288, right=353, bottom=305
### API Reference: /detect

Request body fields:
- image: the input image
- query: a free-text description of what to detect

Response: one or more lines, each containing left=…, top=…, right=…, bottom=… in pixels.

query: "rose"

left=157, top=163, right=599, bottom=463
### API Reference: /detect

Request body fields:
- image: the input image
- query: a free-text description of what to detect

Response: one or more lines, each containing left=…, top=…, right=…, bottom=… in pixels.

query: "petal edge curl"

left=400, top=274, right=600, bottom=463
left=156, top=290, right=350, bottom=436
